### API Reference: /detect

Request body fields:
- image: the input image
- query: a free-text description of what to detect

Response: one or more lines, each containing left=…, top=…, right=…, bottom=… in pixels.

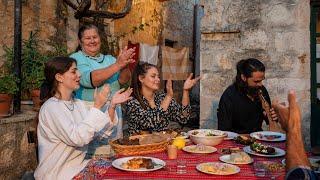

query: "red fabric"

left=128, top=41, right=140, bottom=72
left=74, top=140, right=287, bottom=180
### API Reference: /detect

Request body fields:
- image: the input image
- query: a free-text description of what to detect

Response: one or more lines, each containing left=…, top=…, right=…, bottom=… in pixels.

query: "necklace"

left=63, top=100, right=74, bottom=111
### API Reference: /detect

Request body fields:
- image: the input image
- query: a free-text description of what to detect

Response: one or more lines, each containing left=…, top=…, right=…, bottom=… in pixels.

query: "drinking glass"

left=254, top=162, right=266, bottom=177
left=176, top=159, right=187, bottom=174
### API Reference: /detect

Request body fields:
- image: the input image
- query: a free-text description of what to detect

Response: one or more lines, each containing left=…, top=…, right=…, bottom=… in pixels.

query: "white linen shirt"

left=34, top=97, right=114, bottom=180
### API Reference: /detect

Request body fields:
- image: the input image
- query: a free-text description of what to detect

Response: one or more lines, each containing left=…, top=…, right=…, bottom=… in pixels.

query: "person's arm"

left=272, top=91, right=310, bottom=172
left=91, top=63, right=122, bottom=87
left=39, top=103, right=110, bottom=147
left=166, top=97, right=191, bottom=125
left=126, top=98, right=170, bottom=135
left=107, top=88, right=133, bottom=122
left=161, top=78, right=173, bottom=111
left=118, top=66, right=132, bottom=85
left=91, top=47, right=135, bottom=87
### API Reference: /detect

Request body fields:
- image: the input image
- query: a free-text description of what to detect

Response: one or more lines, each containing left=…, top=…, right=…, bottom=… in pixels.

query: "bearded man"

left=217, top=58, right=278, bottom=134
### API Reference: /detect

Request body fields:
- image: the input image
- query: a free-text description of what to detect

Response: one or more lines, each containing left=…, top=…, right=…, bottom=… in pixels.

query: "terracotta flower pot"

left=31, top=89, right=41, bottom=111
left=0, top=93, right=12, bottom=118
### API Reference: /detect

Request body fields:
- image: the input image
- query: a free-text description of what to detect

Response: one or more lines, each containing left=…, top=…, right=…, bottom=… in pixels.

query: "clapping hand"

left=269, top=108, right=279, bottom=121
left=111, top=88, right=133, bottom=106
left=93, top=85, right=110, bottom=109
left=116, top=46, right=136, bottom=69
left=183, top=73, right=201, bottom=91
left=166, top=77, right=173, bottom=97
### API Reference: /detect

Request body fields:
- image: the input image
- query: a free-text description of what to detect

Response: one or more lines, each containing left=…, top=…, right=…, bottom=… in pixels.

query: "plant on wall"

left=0, top=52, right=18, bottom=95
left=3, top=31, right=68, bottom=100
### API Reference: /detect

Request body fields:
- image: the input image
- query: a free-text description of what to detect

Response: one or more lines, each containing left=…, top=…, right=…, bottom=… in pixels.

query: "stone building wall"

left=0, top=107, right=37, bottom=180
left=113, top=0, right=197, bottom=103
left=199, top=0, right=311, bottom=146
left=0, top=0, right=66, bottom=63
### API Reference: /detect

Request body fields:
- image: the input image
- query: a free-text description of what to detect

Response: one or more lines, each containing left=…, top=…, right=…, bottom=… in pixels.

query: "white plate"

left=112, top=156, right=165, bottom=172
left=219, top=154, right=253, bottom=165
left=182, top=145, right=217, bottom=154
left=250, top=131, right=286, bottom=142
left=196, top=162, right=240, bottom=175
left=223, top=131, right=239, bottom=140
left=243, top=146, right=285, bottom=157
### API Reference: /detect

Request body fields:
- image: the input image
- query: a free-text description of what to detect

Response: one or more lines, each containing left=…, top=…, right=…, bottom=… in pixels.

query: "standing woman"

left=34, top=57, right=132, bottom=179
left=70, top=24, right=135, bottom=140
left=125, top=63, right=201, bottom=135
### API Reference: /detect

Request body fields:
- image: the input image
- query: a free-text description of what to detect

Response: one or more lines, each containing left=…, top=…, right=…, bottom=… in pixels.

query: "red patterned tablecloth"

left=74, top=140, right=286, bottom=180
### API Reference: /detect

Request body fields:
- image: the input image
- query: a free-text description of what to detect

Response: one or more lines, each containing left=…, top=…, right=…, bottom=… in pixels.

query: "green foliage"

left=0, top=48, right=18, bottom=94
left=3, top=31, right=68, bottom=94
left=21, top=31, right=68, bottom=90
left=0, top=73, right=18, bottom=94
left=21, top=31, right=46, bottom=90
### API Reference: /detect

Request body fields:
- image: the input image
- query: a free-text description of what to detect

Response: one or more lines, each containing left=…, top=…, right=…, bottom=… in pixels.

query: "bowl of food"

left=188, top=129, right=227, bottom=146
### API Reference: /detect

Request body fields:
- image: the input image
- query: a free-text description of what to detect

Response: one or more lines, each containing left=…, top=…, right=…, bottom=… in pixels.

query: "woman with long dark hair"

left=34, top=57, right=132, bottom=179
left=125, top=62, right=200, bottom=135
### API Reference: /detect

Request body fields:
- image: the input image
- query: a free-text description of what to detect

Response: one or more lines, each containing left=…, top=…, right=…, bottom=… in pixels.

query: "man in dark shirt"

left=217, top=58, right=278, bottom=134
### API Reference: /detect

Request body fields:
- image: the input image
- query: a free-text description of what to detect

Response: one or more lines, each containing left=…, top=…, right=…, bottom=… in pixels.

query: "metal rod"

left=13, top=0, right=22, bottom=113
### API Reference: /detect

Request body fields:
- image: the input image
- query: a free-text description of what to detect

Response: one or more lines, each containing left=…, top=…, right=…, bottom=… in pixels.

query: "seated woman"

left=34, top=57, right=132, bottom=180
left=125, top=62, right=200, bottom=135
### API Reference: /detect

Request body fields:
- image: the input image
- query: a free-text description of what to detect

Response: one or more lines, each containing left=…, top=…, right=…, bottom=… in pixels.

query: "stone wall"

left=199, top=0, right=311, bottom=146
left=0, top=0, right=66, bottom=63
left=0, top=106, right=37, bottom=180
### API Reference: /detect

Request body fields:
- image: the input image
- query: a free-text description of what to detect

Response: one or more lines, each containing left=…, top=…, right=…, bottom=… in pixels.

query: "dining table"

left=73, top=137, right=288, bottom=180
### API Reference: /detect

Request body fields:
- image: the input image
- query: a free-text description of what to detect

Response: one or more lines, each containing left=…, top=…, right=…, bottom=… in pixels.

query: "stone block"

left=241, top=29, right=268, bottom=50
left=262, top=4, right=294, bottom=27
left=275, top=31, right=310, bottom=53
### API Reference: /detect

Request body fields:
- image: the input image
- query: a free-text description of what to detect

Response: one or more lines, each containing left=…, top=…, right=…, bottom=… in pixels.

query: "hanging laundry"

left=128, top=41, right=140, bottom=72
left=139, top=43, right=159, bottom=65
left=162, top=46, right=193, bottom=80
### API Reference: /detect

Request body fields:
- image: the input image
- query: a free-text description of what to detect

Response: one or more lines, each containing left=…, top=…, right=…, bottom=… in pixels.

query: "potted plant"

left=0, top=60, right=18, bottom=117
left=24, top=64, right=45, bottom=110
left=20, top=32, right=47, bottom=110
left=21, top=32, right=67, bottom=110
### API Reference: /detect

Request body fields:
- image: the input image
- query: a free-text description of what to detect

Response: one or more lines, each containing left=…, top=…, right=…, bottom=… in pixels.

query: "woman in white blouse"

left=34, top=56, right=132, bottom=180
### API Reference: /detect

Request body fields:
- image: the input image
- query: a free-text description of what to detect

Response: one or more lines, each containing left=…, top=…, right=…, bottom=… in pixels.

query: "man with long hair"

left=217, top=58, right=278, bottom=134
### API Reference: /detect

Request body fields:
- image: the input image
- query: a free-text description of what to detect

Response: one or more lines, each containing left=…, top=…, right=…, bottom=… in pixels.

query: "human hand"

left=269, top=108, right=278, bottom=122
left=116, top=46, right=135, bottom=69
left=93, top=85, right=110, bottom=109
left=183, top=73, right=201, bottom=91
left=110, top=88, right=133, bottom=107
left=166, top=77, right=173, bottom=97
left=271, top=90, right=301, bottom=132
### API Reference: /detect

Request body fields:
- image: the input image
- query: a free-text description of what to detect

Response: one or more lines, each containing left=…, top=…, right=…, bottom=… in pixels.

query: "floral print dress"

left=124, top=92, right=191, bottom=135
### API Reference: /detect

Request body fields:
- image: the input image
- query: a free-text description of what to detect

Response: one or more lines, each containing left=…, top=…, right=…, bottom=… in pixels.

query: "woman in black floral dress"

left=124, top=63, right=200, bottom=135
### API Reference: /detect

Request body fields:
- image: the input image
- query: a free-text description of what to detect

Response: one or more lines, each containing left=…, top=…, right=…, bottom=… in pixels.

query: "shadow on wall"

left=201, top=100, right=219, bottom=129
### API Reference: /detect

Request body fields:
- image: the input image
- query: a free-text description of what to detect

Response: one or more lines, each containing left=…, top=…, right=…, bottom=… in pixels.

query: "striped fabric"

left=162, top=46, right=193, bottom=80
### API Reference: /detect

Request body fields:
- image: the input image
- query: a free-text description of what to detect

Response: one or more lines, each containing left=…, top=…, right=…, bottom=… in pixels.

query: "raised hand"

left=116, top=46, right=136, bottom=69
left=272, top=90, right=301, bottom=132
left=93, top=85, right=110, bottom=109
left=183, top=73, right=201, bottom=91
left=166, top=77, right=173, bottom=97
left=111, top=88, right=133, bottom=106
left=269, top=108, right=278, bottom=121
